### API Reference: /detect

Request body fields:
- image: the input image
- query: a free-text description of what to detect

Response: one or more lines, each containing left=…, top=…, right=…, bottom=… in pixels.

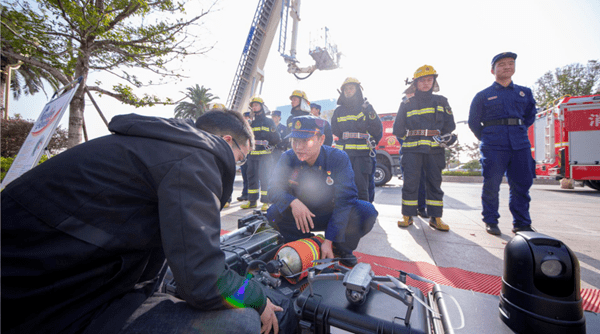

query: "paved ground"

left=221, top=174, right=600, bottom=290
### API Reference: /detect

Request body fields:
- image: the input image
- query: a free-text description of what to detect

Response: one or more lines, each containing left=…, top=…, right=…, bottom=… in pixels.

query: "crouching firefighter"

left=242, top=96, right=281, bottom=211
left=393, top=65, right=456, bottom=231
left=267, top=116, right=378, bottom=268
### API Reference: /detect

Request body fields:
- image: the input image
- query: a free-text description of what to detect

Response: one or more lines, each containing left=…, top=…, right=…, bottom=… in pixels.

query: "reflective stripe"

left=335, top=145, right=344, bottom=150
left=336, top=112, right=365, bottom=122
left=343, top=144, right=370, bottom=150
left=402, top=140, right=440, bottom=148
left=252, top=126, right=272, bottom=132
left=255, top=140, right=269, bottom=146
left=403, top=199, right=418, bottom=206
left=260, top=190, right=268, bottom=196
left=426, top=199, right=443, bottom=206
left=437, top=106, right=444, bottom=112
left=250, top=150, right=272, bottom=155
left=342, top=132, right=370, bottom=140
left=248, top=189, right=259, bottom=194
left=407, top=107, right=435, bottom=118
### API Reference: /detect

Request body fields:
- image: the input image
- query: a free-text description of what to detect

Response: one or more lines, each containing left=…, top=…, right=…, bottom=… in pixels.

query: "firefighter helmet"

left=210, top=103, right=226, bottom=111
left=340, top=77, right=363, bottom=90
left=289, top=90, right=309, bottom=103
left=249, top=96, right=264, bottom=105
left=413, top=65, right=438, bottom=80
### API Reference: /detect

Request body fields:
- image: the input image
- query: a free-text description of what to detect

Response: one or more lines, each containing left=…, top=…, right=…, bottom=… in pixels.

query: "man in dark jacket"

left=241, top=96, right=281, bottom=211
left=310, top=103, right=334, bottom=146
left=331, top=77, right=383, bottom=202
left=393, top=65, right=456, bottom=231
left=267, top=116, right=378, bottom=268
left=1, top=111, right=285, bottom=334
left=271, top=110, right=288, bottom=164
left=468, top=52, right=537, bottom=236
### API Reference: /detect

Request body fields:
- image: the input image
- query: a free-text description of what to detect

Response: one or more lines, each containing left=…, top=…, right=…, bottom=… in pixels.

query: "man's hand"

left=260, top=298, right=283, bottom=334
left=290, top=199, right=315, bottom=233
left=320, top=239, right=334, bottom=259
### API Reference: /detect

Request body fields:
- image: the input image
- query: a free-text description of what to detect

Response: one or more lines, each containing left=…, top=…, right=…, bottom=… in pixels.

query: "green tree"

left=533, top=60, right=600, bottom=109
left=1, top=0, right=216, bottom=148
left=174, top=85, right=217, bottom=119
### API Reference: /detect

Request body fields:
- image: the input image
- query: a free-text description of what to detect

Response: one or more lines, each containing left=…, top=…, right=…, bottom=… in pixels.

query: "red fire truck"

left=374, top=113, right=402, bottom=186
left=528, top=94, right=600, bottom=190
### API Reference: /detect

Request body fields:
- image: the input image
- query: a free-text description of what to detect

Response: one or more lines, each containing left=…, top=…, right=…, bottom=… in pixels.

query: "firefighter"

left=237, top=111, right=253, bottom=202
left=283, top=90, right=311, bottom=151
left=393, top=65, right=456, bottom=231
left=309, top=103, right=333, bottom=146
left=468, top=52, right=537, bottom=235
left=241, top=97, right=281, bottom=211
left=331, top=77, right=383, bottom=202
left=267, top=115, right=378, bottom=268
left=271, top=110, right=288, bottom=164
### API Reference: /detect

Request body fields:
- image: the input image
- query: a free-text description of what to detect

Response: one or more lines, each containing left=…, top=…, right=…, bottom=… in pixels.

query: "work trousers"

left=401, top=152, right=445, bottom=217
left=480, top=148, right=533, bottom=227
left=348, top=155, right=373, bottom=202
left=240, top=163, right=249, bottom=198
left=273, top=200, right=378, bottom=252
left=247, top=155, right=273, bottom=203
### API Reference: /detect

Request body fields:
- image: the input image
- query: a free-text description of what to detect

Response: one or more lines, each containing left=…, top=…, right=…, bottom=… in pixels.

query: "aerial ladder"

left=226, top=0, right=341, bottom=113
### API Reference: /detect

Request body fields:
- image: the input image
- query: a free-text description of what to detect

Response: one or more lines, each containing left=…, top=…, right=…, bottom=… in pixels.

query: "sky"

left=8, top=0, right=600, bottom=159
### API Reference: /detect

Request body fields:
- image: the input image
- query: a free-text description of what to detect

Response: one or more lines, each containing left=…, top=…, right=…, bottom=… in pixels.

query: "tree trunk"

left=66, top=51, right=90, bottom=148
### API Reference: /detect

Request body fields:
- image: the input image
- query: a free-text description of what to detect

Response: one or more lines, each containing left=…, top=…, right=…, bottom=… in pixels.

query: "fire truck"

left=528, top=94, right=600, bottom=191
left=373, top=112, right=402, bottom=186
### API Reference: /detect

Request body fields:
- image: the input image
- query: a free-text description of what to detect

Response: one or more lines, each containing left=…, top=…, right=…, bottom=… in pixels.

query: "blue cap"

left=243, top=111, right=251, bottom=117
left=272, top=110, right=282, bottom=117
left=285, top=116, right=325, bottom=139
left=310, top=103, right=321, bottom=111
left=491, top=52, right=517, bottom=66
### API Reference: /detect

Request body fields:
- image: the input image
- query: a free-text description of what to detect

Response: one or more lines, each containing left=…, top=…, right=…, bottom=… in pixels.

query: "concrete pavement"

left=220, top=174, right=600, bottom=290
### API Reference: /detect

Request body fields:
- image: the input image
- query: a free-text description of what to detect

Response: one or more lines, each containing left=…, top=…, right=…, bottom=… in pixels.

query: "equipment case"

left=294, top=279, right=431, bottom=334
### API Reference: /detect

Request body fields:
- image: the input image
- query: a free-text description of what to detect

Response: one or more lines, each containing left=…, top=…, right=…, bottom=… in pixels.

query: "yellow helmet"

left=289, top=90, right=309, bottom=103
left=340, top=77, right=363, bottom=90
left=413, top=65, right=438, bottom=80
left=249, top=96, right=264, bottom=105
left=210, top=103, right=226, bottom=111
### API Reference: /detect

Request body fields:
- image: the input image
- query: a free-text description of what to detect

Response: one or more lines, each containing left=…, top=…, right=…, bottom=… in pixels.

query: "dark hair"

left=195, top=110, right=254, bottom=149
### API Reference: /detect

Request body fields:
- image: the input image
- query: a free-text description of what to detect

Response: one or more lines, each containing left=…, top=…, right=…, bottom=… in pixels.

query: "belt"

left=482, top=118, right=523, bottom=127
left=255, top=140, right=269, bottom=146
left=406, top=129, right=440, bottom=137
left=342, top=132, right=370, bottom=140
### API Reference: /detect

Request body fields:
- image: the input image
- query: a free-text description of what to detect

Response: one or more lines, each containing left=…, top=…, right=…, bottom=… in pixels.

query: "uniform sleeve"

left=268, top=152, right=297, bottom=215
left=392, top=102, right=407, bottom=140
left=158, top=152, right=266, bottom=313
left=469, top=92, right=484, bottom=141
left=440, top=97, right=456, bottom=135
left=524, top=88, right=537, bottom=127
left=366, top=104, right=383, bottom=142
left=326, top=151, right=358, bottom=242
left=330, top=108, right=343, bottom=138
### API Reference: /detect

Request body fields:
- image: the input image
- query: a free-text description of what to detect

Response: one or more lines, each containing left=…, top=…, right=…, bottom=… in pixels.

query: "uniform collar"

left=493, top=81, right=514, bottom=90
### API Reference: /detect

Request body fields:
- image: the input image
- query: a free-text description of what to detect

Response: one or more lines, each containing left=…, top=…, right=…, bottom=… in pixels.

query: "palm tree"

left=174, top=85, right=218, bottom=119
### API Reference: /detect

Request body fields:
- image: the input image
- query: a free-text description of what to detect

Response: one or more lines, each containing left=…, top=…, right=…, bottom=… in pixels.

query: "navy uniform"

left=237, top=111, right=253, bottom=201
left=271, top=110, right=288, bottom=164
left=242, top=97, right=281, bottom=211
left=393, top=65, right=455, bottom=231
left=468, top=52, right=536, bottom=234
left=331, top=77, right=383, bottom=202
left=267, top=116, right=378, bottom=266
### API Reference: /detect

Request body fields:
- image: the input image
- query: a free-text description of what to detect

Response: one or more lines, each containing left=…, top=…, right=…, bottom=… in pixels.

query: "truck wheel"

left=584, top=180, right=600, bottom=191
left=374, top=164, right=392, bottom=187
